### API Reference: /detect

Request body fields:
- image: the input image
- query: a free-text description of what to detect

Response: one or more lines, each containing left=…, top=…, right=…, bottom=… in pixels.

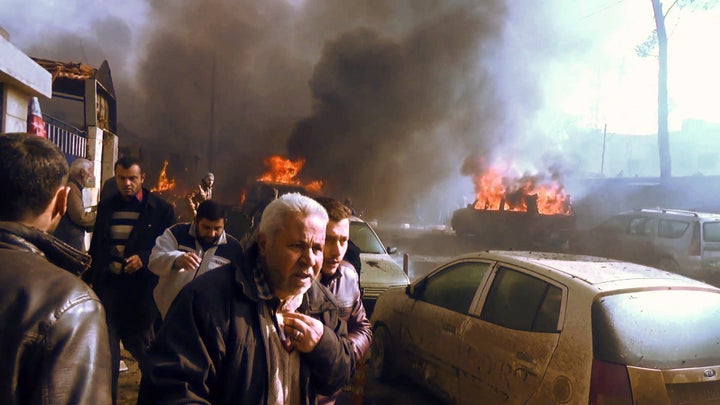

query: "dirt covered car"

left=370, top=250, right=720, bottom=404
left=350, top=216, right=410, bottom=309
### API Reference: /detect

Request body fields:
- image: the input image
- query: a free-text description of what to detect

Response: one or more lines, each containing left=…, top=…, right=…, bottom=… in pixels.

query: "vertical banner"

left=27, top=96, right=47, bottom=138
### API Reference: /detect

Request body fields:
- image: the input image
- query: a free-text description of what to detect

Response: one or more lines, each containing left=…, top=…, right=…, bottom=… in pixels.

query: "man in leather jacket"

left=138, top=192, right=353, bottom=404
left=315, top=197, right=372, bottom=404
left=0, top=133, right=111, bottom=404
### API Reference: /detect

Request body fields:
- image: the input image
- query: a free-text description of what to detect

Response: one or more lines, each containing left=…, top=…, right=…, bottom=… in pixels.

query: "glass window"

left=418, top=261, right=491, bottom=314
left=596, top=215, right=632, bottom=234
left=481, top=267, right=562, bottom=333
left=349, top=221, right=385, bottom=254
left=657, top=219, right=690, bottom=239
left=703, top=222, right=720, bottom=242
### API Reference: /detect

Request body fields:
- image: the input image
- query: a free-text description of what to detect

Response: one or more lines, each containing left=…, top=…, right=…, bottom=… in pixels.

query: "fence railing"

left=44, top=114, right=87, bottom=160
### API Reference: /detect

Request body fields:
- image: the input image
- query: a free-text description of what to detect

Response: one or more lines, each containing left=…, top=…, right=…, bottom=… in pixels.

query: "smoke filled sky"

left=2, top=0, right=719, bottom=218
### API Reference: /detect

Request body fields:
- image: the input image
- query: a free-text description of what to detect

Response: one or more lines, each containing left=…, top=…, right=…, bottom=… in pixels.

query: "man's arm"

left=66, top=186, right=96, bottom=229
left=303, top=320, right=355, bottom=396
left=138, top=287, right=223, bottom=405
left=347, top=297, right=372, bottom=363
left=149, top=227, right=183, bottom=277
left=42, top=295, right=112, bottom=404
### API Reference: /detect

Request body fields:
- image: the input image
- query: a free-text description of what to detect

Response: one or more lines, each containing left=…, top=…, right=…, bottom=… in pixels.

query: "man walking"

left=138, top=192, right=353, bottom=404
left=186, top=171, right=214, bottom=217
left=316, top=197, right=372, bottom=404
left=149, top=199, right=243, bottom=319
left=87, top=155, right=175, bottom=404
left=0, top=133, right=111, bottom=404
left=53, top=157, right=96, bottom=250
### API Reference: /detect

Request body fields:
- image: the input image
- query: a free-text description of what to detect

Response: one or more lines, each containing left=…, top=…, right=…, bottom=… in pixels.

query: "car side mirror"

left=387, top=246, right=398, bottom=254
left=405, top=284, right=415, bottom=297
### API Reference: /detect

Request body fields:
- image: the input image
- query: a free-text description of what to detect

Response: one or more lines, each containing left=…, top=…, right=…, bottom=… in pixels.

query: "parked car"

left=571, top=207, right=720, bottom=279
left=370, top=250, right=720, bottom=404
left=350, top=216, right=410, bottom=309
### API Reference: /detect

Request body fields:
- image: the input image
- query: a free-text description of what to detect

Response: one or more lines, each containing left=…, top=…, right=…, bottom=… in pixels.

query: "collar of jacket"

left=109, top=187, right=158, bottom=208
left=234, top=242, right=340, bottom=314
left=0, top=221, right=91, bottom=277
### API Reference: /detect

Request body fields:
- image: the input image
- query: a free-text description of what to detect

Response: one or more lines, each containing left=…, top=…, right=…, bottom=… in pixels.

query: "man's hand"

left=174, top=252, right=201, bottom=271
left=123, top=254, right=143, bottom=274
left=283, top=312, right=324, bottom=353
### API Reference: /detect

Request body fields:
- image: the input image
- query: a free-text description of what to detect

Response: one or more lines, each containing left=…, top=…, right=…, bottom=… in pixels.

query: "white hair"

left=69, top=158, right=93, bottom=179
left=258, top=193, right=328, bottom=240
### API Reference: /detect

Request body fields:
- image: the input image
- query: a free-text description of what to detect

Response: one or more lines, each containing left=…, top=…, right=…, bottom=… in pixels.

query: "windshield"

left=592, top=289, right=720, bottom=368
left=349, top=221, right=386, bottom=254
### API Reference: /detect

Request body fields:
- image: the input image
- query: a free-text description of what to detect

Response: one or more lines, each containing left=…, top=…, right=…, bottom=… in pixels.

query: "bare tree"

left=636, top=0, right=717, bottom=179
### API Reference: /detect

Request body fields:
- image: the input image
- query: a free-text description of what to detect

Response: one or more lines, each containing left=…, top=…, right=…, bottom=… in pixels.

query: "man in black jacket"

left=0, top=133, right=111, bottom=404
left=87, top=155, right=175, bottom=404
left=139, top=192, right=353, bottom=404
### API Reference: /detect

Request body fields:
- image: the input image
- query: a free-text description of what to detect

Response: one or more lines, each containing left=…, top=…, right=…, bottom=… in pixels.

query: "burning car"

left=451, top=165, right=575, bottom=250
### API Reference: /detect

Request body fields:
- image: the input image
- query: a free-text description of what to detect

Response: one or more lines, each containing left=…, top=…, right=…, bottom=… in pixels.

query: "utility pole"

left=208, top=55, right=216, bottom=172
left=601, top=123, right=607, bottom=176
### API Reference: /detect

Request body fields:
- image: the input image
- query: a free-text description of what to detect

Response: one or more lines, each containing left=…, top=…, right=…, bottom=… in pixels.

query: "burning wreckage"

left=451, top=166, right=576, bottom=250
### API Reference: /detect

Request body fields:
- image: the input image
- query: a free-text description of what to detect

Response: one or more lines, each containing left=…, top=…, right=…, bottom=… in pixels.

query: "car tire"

left=370, top=326, right=397, bottom=382
left=657, top=258, right=680, bottom=274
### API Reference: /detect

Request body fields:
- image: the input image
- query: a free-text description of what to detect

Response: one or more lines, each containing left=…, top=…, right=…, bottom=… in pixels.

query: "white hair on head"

left=258, top=192, right=328, bottom=240
left=69, top=158, right=93, bottom=178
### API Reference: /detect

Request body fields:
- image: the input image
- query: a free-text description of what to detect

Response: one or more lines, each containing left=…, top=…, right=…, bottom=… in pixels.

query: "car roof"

left=446, top=250, right=717, bottom=293
left=618, top=208, right=720, bottom=220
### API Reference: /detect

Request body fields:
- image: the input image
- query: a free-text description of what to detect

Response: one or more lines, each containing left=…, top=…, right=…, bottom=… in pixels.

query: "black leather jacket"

left=0, top=222, right=112, bottom=404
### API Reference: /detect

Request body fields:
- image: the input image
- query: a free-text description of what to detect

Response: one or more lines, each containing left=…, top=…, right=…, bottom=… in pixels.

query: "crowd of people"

left=0, top=132, right=371, bottom=405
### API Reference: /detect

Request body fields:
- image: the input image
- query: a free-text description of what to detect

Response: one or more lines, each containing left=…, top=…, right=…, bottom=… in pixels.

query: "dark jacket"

left=138, top=245, right=354, bottom=405
left=0, top=222, right=112, bottom=404
left=320, top=261, right=372, bottom=364
left=86, top=188, right=175, bottom=293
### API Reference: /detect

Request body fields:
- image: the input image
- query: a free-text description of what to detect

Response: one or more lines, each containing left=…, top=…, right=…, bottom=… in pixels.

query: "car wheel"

left=657, top=258, right=680, bottom=274
left=370, top=326, right=397, bottom=382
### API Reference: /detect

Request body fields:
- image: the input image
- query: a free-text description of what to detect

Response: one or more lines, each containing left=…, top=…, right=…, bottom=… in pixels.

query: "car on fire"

left=350, top=216, right=410, bottom=309
left=570, top=207, right=720, bottom=279
left=370, top=250, right=720, bottom=404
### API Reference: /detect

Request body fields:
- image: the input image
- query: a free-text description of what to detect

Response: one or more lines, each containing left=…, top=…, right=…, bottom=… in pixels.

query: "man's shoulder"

left=338, top=262, right=360, bottom=282
left=147, top=191, right=174, bottom=210
left=0, top=249, right=97, bottom=302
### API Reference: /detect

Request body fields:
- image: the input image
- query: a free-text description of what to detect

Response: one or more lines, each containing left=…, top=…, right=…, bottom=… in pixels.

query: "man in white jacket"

left=149, top=199, right=243, bottom=318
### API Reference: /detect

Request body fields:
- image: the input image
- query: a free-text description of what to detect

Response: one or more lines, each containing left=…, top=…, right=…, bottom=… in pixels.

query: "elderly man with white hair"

left=54, top=158, right=96, bottom=250
left=138, top=192, right=354, bottom=404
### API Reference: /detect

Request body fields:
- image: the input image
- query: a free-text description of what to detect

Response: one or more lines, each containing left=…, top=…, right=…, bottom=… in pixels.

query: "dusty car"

left=349, top=216, right=410, bottom=308
left=571, top=207, right=720, bottom=278
left=370, top=250, right=720, bottom=404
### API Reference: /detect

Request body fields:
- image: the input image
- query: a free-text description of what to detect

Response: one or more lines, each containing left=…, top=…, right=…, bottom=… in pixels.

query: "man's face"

left=116, top=164, right=144, bottom=199
left=259, top=212, right=326, bottom=300
left=321, top=218, right=350, bottom=277
left=196, top=217, right=225, bottom=246
left=203, top=175, right=214, bottom=188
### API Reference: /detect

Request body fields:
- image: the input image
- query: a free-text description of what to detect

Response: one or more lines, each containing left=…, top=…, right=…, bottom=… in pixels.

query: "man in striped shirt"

left=87, top=156, right=175, bottom=405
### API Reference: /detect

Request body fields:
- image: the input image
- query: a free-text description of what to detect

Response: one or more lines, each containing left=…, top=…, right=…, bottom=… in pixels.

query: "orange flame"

left=472, top=167, right=572, bottom=215
left=150, top=160, right=176, bottom=193
left=256, top=155, right=324, bottom=192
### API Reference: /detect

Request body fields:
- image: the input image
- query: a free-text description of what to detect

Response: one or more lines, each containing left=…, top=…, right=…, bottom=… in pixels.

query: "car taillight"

left=589, top=358, right=633, bottom=405
left=690, top=222, right=701, bottom=256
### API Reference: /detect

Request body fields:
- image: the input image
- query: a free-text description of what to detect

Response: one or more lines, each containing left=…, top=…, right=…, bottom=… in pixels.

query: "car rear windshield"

left=592, top=289, right=720, bottom=368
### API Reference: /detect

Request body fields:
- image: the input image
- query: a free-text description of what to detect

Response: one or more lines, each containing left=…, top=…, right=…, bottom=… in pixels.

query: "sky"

left=1, top=0, right=719, bottom=219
